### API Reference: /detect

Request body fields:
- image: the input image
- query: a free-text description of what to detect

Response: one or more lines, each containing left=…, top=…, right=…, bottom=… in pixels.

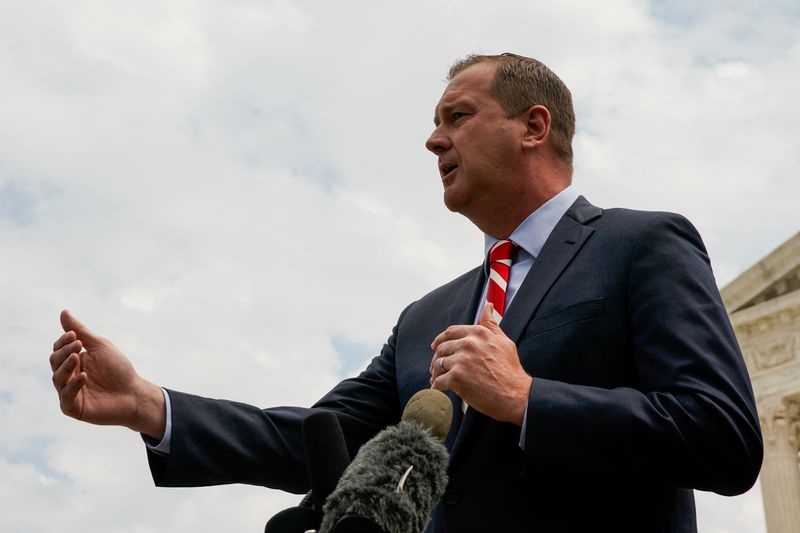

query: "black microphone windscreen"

left=319, top=420, right=449, bottom=533
left=302, top=410, right=352, bottom=512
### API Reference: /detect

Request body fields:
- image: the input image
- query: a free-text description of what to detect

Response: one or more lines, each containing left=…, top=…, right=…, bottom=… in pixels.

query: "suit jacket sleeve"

left=522, top=212, right=762, bottom=495
left=145, top=306, right=411, bottom=491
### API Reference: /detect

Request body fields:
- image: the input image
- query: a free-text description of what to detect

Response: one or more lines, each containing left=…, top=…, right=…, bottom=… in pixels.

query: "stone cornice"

left=722, top=231, right=800, bottom=312
left=729, top=289, right=800, bottom=329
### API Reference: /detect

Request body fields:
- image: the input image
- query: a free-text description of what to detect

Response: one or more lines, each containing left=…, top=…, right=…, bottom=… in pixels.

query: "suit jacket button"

left=443, top=489, right=459, bottom=506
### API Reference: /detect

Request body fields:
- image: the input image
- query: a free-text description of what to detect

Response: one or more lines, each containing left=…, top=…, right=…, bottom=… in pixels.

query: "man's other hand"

left=429, top=303, right=532, bottom=426
left=49, top=309, right=166, bottom=440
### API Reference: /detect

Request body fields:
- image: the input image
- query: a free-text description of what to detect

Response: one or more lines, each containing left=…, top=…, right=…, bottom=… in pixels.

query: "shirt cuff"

left=142, top=387, right=172, bottom=455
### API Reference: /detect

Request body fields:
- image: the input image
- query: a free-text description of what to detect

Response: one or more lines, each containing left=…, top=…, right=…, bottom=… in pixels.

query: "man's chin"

left=442, top=190, right=468, bottom=214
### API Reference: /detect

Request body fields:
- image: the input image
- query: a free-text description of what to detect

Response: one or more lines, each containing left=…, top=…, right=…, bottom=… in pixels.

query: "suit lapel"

left=500, top=196, right=600, bottom=343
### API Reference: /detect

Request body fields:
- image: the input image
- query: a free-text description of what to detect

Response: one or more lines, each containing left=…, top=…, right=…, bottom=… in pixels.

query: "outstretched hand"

left=49, top=310, right=165, bottom=439
left=429, top=303, right=532, bottom=426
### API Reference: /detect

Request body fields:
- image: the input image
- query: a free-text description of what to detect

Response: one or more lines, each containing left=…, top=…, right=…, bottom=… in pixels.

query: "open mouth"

left=441, top=164, right=459, bottom=179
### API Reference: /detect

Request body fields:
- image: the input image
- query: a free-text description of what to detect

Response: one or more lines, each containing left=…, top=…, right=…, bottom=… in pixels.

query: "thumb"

left=60, top=309, right=101, bottom=345
left=479, top=302, right=501, bottom=329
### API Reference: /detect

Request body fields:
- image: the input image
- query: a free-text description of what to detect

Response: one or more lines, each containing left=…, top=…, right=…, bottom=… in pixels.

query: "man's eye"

left=452, top=112, right=467, bottom=120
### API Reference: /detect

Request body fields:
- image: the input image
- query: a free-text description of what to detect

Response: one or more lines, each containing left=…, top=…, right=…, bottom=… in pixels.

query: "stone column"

left=759, top=396, right=800, bottom=533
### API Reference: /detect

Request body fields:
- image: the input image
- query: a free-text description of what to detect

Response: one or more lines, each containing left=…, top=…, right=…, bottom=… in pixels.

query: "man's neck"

left=483, top=185, right=579, bottom=256
left=477, top=181, right=571, bottom=239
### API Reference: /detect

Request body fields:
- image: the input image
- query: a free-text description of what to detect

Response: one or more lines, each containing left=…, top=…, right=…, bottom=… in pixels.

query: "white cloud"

left=2, top=0, right=794, bottom=531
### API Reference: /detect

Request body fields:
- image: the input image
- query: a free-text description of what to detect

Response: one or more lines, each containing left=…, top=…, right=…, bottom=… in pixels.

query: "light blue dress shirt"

left=148, top=186, right=580, bottom=455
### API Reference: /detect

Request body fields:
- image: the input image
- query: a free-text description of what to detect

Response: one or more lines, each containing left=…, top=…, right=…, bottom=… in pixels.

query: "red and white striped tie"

left=487, top=239, right=514, bottom=323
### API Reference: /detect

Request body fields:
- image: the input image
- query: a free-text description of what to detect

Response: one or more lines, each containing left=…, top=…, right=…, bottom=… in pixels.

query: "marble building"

left=721, top=232, right=800, bottom=533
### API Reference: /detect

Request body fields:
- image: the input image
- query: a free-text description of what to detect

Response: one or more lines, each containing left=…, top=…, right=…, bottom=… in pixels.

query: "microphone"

left=303, top=410, right=352, bottom=513
left=319, top=389, right=453, bottom=533
left=264, top=410, right=351, bottom=533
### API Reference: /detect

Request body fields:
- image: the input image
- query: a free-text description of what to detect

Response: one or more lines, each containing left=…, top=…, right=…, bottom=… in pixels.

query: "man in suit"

left=49, top=53, right=762, bottom=532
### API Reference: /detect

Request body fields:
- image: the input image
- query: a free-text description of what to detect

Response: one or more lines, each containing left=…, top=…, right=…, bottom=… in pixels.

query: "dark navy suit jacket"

left=147, top=197, right=762, bottom=532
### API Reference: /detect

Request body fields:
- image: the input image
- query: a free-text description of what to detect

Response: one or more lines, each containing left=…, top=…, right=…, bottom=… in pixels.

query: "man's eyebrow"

left=432, top=101, right=456, bottom=127
left=433, top=103, right=446, bottom=127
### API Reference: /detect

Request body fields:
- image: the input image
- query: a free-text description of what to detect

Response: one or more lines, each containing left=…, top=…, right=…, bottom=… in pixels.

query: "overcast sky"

left=2, top=1, right=797, bottom=531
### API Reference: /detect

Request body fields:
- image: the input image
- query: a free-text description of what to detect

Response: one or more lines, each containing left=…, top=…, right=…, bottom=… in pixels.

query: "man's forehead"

left=432, top=63, right=496, bottom=124
left=437, top=84, right=468, bottom=105
left=433, top=88, right=471, bottom=125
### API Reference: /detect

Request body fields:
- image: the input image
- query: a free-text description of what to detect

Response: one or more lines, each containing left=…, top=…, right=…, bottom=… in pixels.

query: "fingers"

left=478, top=302, right=500, bottom=329
left=430, top=355, right=466, bottom=398
left=431, top=315, right=498, bottom=351
left=53, top=330, right=76, bottom=352
left=59, top=370, right=86, bottom=419
left=430, top=337, right=470, bottom=386
left=60, top=309, right=100, bottom=345
left=53, top=350, right=87, bottom=420
left=429, top=327, right=483, bottom=386
left=430, top=354, right=456, bottom=391
left=429, top=335, right=459, bottom=379
left=49, top=338, right=82, bottom=372
left=430, top=353, right=449, bottom=384
left=431, top=324, right=473, bottom=351
left=52, top=352, right=80, bottom=391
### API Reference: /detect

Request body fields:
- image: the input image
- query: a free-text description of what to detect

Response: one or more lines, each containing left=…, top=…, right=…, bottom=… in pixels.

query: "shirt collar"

left=483, top=185, right=580, bottom=261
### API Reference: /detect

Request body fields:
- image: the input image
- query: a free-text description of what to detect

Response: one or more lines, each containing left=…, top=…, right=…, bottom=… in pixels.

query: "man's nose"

left=425, top=126, right=450, bottom=155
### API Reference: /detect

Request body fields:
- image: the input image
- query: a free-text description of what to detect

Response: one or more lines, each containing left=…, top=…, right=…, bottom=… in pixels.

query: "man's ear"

left=520, top=105, right=551, bottom=150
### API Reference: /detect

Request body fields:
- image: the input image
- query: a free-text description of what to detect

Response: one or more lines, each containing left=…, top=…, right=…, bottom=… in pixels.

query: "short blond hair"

left=449, top=53, right=575, bottom=167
